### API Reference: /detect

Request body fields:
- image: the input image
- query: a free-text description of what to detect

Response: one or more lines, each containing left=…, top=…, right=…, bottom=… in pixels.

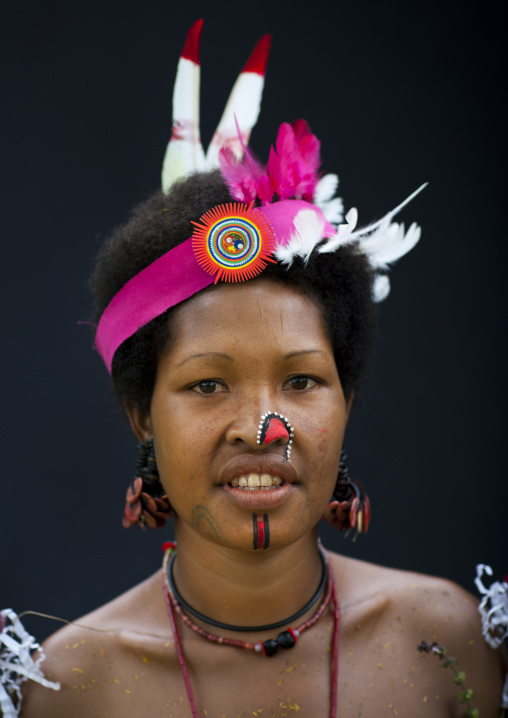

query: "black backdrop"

left=1, top=0, right=506, bottom=641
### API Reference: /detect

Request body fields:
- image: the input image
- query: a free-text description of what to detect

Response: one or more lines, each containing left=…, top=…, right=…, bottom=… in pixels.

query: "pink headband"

left=95, top=200, right=336, bottom=372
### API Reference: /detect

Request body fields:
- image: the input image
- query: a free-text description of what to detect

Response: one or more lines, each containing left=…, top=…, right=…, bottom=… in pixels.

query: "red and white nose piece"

left=257, top=412, right=294, bottom=461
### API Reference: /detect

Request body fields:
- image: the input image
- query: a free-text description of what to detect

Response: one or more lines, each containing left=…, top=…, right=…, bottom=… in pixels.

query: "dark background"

left=1, top=0, right=506, bottom=641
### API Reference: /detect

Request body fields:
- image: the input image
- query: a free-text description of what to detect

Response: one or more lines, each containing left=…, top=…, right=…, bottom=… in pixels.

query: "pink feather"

left=218, top=147, right=257, bottom=203
left=217, top=118, right=321, bottom=205
left=267, top=121, right=321, bottom=201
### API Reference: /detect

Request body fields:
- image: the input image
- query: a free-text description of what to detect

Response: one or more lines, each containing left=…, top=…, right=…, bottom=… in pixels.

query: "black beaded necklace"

left=167, top=544, right=328, bottom=632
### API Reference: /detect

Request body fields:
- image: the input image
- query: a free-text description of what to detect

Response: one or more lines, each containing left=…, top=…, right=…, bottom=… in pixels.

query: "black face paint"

left=252, top=513, right=270, bottom=549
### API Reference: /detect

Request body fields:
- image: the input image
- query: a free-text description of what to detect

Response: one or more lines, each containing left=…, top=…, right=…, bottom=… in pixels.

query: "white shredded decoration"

left=475, top=564, right=508, bottom=649
left=0, top=609, right=60, bottom=717
left=474, top=564, right=508, bottom=709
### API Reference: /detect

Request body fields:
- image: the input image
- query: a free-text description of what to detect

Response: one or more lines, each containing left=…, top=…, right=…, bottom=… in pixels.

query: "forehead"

left=166, top=279, right=332, bottom=359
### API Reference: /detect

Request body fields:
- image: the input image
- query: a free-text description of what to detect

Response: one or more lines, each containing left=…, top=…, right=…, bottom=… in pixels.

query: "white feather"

left=274, top=209, right=326, bottom=267
left=162, top=57, right=205, bottom=193
left=206, top=73, right=265, bottom=169
left=318, top=207, right=358, bottom=254
left=358, top=221, right=421, bottom=270
left=314, top=174, right=343, bottom=225
left=320, top=196, right=344, bottom=224
left=372, top=274, right=390, bottom=302
left=314, top=174, right=339, bottom=204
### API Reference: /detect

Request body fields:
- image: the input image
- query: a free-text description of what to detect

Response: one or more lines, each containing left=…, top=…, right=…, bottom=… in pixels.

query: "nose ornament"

left=257, top=412, right=294, bottom=461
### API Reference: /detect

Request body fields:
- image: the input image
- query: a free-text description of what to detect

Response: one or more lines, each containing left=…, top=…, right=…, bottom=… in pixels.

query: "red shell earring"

left=321, top=451, right=371, bottom=537
left=122, top=439, right=173, bottom=530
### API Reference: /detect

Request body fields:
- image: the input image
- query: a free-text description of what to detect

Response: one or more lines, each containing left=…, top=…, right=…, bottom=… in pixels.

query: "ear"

left=345, top=391, right=355, bottom=421
left=124, top=401, right=153, bottom=443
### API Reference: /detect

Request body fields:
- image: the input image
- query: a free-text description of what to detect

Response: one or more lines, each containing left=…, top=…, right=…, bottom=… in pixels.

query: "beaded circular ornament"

left=191, top=203, right=276, bottom=283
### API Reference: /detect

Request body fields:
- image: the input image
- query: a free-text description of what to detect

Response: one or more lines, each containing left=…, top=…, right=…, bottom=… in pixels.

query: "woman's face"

left=138, top=279, right=350, bottom=551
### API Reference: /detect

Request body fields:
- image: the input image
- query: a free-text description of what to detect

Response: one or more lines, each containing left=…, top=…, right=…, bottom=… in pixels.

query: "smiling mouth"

left=229, top=473, right=284, bottom=490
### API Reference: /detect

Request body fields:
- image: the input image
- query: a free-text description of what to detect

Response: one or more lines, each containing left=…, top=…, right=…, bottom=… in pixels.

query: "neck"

left=171, top=521, right=324, bottom=630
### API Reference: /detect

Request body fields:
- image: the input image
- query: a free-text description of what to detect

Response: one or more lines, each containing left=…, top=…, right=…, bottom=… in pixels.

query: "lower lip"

left=221, top=482, right=293, bottom=509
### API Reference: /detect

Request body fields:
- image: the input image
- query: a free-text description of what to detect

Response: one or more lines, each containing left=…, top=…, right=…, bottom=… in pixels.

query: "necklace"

left=167, top=543, right=328, bottom=632
left=161, top=543, right=340, bottom=718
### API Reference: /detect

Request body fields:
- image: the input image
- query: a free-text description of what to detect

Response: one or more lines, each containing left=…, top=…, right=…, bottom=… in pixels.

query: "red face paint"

left=252, top=513, right=270, bottom=549
left=257, top=412, right=294, bottom=461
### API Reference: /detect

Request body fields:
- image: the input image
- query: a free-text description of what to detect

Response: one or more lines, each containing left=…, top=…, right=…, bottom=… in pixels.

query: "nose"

left=226, top=410, right=294, bottom=459
left=257, top=412, right=292, bottom=447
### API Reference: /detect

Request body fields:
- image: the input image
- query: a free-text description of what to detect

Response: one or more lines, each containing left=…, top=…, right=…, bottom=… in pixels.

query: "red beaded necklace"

left=161, top=543, right=340, bottom=717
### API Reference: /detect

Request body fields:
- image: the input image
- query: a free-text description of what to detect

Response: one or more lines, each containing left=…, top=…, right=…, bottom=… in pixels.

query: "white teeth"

left=248, top=473, right=261, bottom=487
left=229, top=473, right=284, bottom=489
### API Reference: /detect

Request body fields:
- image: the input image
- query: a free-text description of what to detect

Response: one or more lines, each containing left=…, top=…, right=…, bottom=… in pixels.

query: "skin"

left=21, top=280, right=506, bottom=717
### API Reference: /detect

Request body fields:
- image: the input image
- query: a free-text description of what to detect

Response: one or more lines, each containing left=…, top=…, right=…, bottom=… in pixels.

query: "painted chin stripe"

left=253, top=513, right=270, bottom=550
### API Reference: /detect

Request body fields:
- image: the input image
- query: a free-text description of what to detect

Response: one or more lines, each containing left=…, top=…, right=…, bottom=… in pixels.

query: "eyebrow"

left=283, top=349, right=325, bottom=360
left=174, top=352, right=234, bottom=367
left=175, top=349, right=325, bottom=368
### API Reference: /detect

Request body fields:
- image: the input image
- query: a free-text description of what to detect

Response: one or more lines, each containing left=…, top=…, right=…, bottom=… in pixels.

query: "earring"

left=122, top=439, right=173, bottom=530
left=321, top=450, right=371, bottom=537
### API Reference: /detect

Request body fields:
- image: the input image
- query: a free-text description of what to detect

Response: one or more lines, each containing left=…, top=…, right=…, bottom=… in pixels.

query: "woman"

left=14, top=21, right=506, bottom=718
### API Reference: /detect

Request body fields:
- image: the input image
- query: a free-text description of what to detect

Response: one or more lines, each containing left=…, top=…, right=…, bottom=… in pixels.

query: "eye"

left=191, top=380, right=227, bottom=395
left=284, top=376, right=318, bottom=391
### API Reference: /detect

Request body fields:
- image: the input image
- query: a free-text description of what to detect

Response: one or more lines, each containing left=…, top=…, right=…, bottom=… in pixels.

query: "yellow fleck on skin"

left=409, top=584, right=419, bottom=589
left=142, top=656, right=151, bottom=664
left=164, top=642, right=171, bottom=648
left=204, top=711, right=208, bottom=716
left=53, top=657, right=59, bottom=661
left=376, top=663, right=383, bottom=669
left=384, top=642, right=391, bottom=649
left=437, top=605, right=442, bottom=611
left=394, top=709, right=399, bottom=715
left=403, top=678, right=408, bottom=684
left=435, top=695, right=440, bottom=700
left=72, top=667, right=84, bottom=674
left=276, top=680, right=283, bottom=685
left=423, top=696, right=428, bottom=702
left=100, top=648, right=105, bottom=656
left=282, top=665, right=296, bottom=674
left=65, top=644, right=69, bottom=650
left=410, top=683, right=414, bottom=688
left=81, top=639, right=86, bottom=644
left=72, top=642, right=80, bottom=648
left=468, top=639, right=475, bottom=645
left=113, top=679, right=120, bottom=684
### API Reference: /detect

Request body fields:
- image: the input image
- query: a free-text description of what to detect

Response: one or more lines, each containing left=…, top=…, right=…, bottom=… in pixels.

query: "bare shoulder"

left=20, top=569, right=179, bottom=718
left=330, top=553, right=507, bottom=716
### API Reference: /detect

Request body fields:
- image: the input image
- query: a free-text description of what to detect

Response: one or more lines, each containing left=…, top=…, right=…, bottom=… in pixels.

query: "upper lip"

left=219, top=454, right=297, bottom=486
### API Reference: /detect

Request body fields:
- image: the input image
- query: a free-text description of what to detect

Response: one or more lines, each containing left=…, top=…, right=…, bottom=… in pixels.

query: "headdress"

left=95, top=20, right=426, bottom=373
